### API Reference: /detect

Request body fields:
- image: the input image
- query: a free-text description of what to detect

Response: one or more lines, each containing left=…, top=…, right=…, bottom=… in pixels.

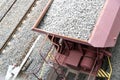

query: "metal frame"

left=97, top=57, right=112, bottom=80
left=30, top=34, right=66, bottom=80
left=31, top=0, right=117, bottom=79
left=26, top=34, right=112, bottom=80
left=32, top=0, right=120, bottom=47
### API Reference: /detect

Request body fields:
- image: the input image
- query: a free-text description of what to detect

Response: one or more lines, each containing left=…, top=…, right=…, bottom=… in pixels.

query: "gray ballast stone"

left=110, top=34, right=120, bottom=80
left=0, top=0, right=34, bottom=49
left=0, top=0, right=16, bottom=20
left=39, top=0, right=106, bottom=41
left=0, top=0, right=48, bottom=75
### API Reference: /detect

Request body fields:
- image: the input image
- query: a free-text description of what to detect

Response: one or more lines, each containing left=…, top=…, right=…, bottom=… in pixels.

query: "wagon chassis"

left=31, top=0, right=120, bottom=80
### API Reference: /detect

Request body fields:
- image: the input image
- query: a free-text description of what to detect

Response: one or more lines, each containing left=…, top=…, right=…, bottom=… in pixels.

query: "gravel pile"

left=39, top=0, right=106, bottom=41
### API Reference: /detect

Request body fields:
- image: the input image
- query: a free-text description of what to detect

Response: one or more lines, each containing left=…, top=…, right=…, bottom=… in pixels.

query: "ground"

left=0, top=0, right=49, bottom=79
left=0, top=0, right=120, bottom=80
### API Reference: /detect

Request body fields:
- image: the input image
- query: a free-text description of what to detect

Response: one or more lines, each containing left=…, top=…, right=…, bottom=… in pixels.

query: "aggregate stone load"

left=39, top=0, right=106, bottom=41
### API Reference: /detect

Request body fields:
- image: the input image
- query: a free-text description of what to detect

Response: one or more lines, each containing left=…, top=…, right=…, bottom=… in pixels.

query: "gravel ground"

left=25, top=35, right=53, bottom=80
left=0, top=0, right=48, bottom=78
left=39, top=0, right=106, bottom=41
left=0, top=0, right=34, bottom=49
left=0, top=0, right=16, bottom=21
left=110, top=34, right=120, bottom=80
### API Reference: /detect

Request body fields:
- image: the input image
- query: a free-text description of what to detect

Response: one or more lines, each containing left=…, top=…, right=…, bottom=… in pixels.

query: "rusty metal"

left=38, top=34, right=49, bottom=63
left=50, top=35, right=60, bottom=53
left=32, top=0, right=53, bottom=30
left=36, top=34, right=64, bottom=79
left=27, top=34, right=55, bottom=80
left=34, top=45, right=54, bottom=74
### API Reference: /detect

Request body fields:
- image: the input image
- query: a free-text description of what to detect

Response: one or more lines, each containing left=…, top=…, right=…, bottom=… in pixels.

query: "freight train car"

left=32, top=0, right=120, bottom=80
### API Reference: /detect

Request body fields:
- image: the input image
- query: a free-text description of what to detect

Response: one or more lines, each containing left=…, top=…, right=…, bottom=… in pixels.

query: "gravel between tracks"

left=0, top=0, right=48, bottom=78
left=0, top=0, right=16, bottom=21
left=24, top=35, right=53, bottom=80
left=39, top=0, right=105, bottom=41
left=110, top=34, right=120, bottom=80
left=0, top=0, right=15, bottom=20
left=0, top=0, right=34, bottom=49
left=13, top=34, right=53, bottom=80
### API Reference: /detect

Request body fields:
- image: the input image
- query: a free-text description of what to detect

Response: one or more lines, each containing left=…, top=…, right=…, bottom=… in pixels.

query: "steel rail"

left=0, top=0, right=17, bottom=22
left=32, top=0, right=53, bottom=29
left=0, top=0, right=39, bottom=53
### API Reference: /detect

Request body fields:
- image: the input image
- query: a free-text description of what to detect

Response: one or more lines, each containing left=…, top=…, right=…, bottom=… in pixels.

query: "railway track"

left=0, top=0, right=41, bottom=53
left=0, top=0, right=49, bottom=79
left=0, top=0, right=17, bottom=22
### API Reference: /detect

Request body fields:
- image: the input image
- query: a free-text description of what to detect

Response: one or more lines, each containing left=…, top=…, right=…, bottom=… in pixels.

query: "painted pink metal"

left=80, top=50, right=96, bottom=70
left=65, top=50, right=83, bottom=67
left=32, top=0, right=120, bottom=48
left=89, top=0, right=120, bottom=47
